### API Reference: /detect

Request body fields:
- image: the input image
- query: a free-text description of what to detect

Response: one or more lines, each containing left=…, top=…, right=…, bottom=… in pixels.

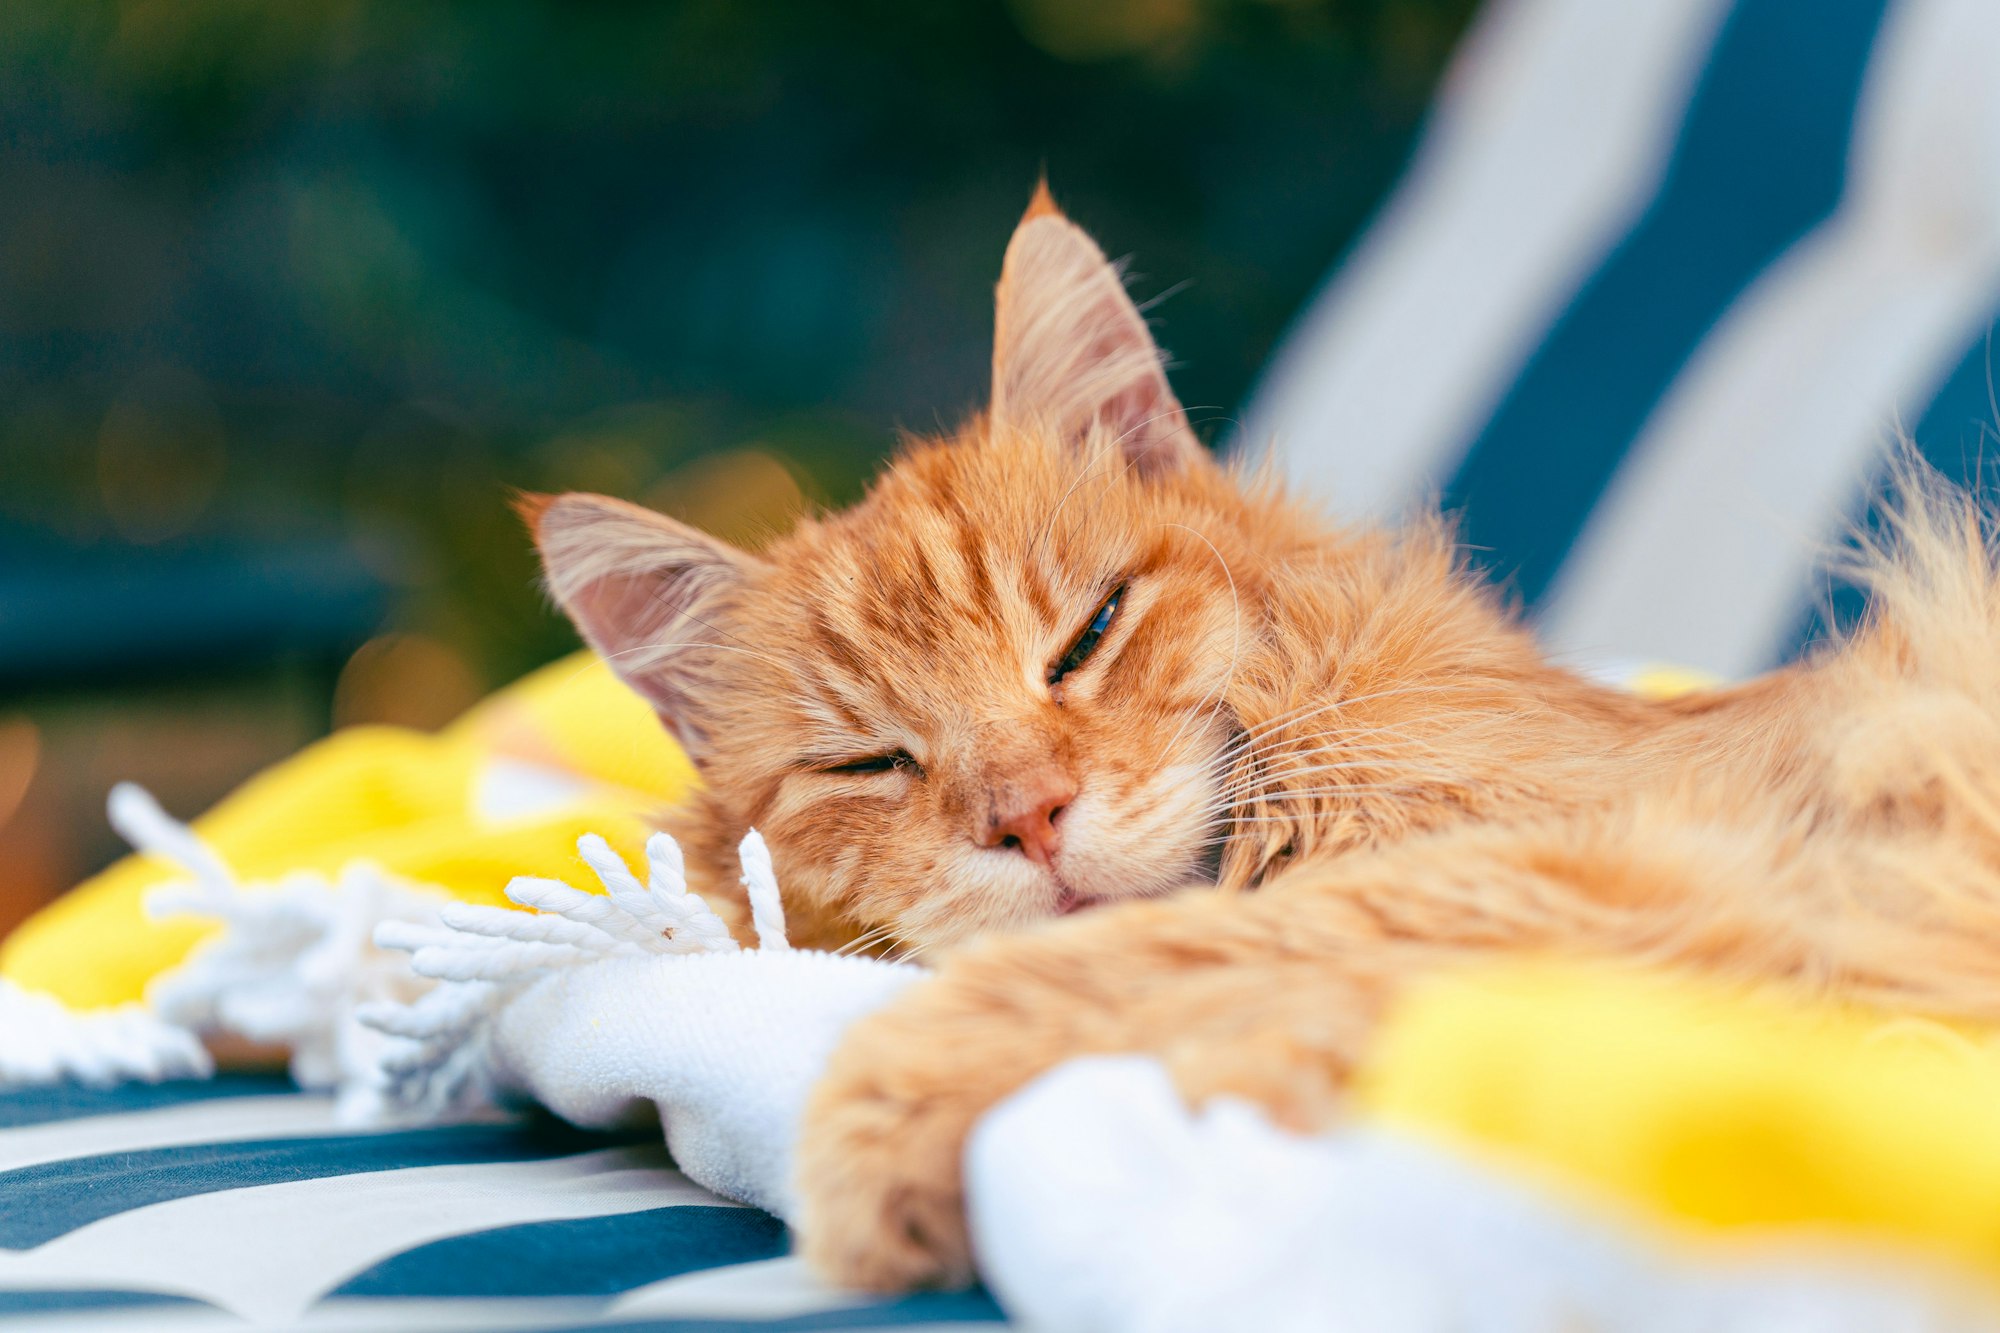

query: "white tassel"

left=360, top=829, right=786, bottom=1116
left=10, top=780, right=804, bottom=1120
left=439, top=902, right=626, bottom=950
left=739, top=829, right=789, bottom=951
left=643, top=832, right=741, bottom=955
left=0, top=980, right=212, bottom=1088
left=108, top=782, right=239, bottom=912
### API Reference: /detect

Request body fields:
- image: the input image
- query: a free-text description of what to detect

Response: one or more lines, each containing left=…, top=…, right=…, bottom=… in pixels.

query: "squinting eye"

left=1050, top=583, right=1125, bottom=684
left=823, top=749, right=918, bottom=776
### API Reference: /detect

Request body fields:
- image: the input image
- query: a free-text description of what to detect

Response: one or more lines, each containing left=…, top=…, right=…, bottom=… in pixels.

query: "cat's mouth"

left=1054, top=887, right=1101, bottom=915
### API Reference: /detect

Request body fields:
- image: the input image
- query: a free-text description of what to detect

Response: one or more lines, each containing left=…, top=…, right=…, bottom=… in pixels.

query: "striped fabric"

left=0, top=1077, right=1007, bottom=1331
left=1239, top=0, right=2000, bottom=678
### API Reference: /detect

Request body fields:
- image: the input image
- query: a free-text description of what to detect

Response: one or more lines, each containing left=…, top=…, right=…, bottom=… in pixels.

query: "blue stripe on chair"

left=0, top=1289, right=209, bottom=1315
left=580, top=1287, right=1008, bottom=1330
left=1783, top=316, right=2000, bottom=656
left=329, top=1205, right=787, bottom=1300
left=1440, top=0, right=1893, bottom=607
left=0, top=1118, right=653, bottom=1249
left=1909, top=323, right=2000, bottom=489
left=0, top=1074, right=296, bottom=1131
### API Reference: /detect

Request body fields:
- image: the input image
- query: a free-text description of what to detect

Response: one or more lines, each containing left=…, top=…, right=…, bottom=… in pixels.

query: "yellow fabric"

left=1359, top=963, right=2000, bottom=1272
left=0, top=653, right=695, bottom=1010
left=1625, top=663, right=1723, bottom=700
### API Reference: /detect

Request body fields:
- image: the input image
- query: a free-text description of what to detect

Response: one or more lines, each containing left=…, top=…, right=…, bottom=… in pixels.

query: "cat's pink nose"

left=979, top=777, right=1075, bottom=869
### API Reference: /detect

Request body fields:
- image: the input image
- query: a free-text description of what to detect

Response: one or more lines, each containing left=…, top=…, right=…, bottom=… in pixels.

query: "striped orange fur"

left=533, top=190, right=2000, bottom=1290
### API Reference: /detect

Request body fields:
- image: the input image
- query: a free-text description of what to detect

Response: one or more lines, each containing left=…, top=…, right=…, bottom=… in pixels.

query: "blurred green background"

left=0, top=0, right=1479, bottom=929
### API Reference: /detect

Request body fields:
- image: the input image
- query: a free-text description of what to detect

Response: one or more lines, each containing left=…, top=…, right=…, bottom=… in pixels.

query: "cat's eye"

left=822, top=749, right=918, bottom=776
left=1050, top=584, right=1125, bottom=684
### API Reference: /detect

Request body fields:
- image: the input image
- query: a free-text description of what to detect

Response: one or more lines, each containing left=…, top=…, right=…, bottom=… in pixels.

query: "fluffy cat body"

left=529, top=188, right=2000, bottom=1289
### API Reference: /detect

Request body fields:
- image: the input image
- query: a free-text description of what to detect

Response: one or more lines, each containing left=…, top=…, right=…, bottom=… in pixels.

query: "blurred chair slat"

left=0, top=535, right=387, bottom=692
left=1240, top=0, right=2000, bottom=677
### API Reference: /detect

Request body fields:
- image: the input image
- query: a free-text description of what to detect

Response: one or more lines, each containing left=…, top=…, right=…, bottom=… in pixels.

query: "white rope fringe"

left=0, top=979, right=211, bottom=1087
left=355, top=829, right=773, bottom=1119
left=739, top=830, right=789, bottom=951
left=106, top=784, right=450, bottom=1115
left=2, top=783, right=784, bottom=1112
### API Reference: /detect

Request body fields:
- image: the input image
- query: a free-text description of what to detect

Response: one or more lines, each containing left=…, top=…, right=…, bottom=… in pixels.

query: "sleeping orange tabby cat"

left=526, top=185, right=2000, bottom=1290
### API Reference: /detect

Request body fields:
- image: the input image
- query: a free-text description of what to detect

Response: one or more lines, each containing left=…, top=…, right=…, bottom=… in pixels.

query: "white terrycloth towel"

left=469, top=950, right=919, bottom=1215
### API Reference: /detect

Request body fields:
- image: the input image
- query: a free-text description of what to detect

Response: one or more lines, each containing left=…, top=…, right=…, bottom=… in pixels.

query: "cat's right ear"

left=520, top=492, right=760, bottom=761
left=990, top=181, right=1201, bottom=476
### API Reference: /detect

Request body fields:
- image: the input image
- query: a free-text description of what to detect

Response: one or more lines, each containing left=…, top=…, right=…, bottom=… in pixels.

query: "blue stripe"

left=0, top=1118, right=654, bottom=1250
left=569, top=1287, right=1008, bottom=1330
left=330, top=1204, right=787, bottom=1300
left=0, top=1289, right=208, bottom=1315
left=0, top=1074, right=295, bottom=1130
left=1780, top=316, right=2000, bottom=659
left=1441, top=0, right=1894, bottom=608
left=1905, top=323, right=2000, bottom=491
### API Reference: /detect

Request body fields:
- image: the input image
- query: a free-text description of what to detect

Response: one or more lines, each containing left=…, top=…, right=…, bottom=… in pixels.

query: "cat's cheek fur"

left=1053, top=760, right=1227, bottom=904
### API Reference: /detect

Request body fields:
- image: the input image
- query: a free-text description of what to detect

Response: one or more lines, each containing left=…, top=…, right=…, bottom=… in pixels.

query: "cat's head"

left=527, top=187, right=1314, bottom=951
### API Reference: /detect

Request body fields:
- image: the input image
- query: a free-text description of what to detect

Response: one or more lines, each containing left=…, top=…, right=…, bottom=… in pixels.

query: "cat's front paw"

left=794, top=1051, right=984, bottom=1290
left=791, top=949, right=1092, bottom=1290
left=789, top=897, right=1242, bottom=1290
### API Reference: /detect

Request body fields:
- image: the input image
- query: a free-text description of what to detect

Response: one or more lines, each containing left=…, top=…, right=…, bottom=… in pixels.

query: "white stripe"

left=608, top=1255, right=870, bottom=1321
left=0, top=1146, right=730, bottom=1326
left=1539, top=0, right=2000, bottom=676
left=0, top=1096, right=361, bottom=1174
left=1232, top=0, right=1731, bottom=516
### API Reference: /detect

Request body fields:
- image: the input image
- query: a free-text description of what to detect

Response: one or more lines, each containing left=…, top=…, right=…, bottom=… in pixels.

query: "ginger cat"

left=528, top=185, right=2000, bottom=1290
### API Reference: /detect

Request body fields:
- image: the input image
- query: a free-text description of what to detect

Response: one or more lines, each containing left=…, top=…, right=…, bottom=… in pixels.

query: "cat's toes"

left=794, top=1077, right=977, bottom=1290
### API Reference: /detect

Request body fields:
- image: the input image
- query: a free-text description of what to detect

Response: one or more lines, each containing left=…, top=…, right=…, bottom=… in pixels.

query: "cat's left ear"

left=990, top=182, right=1202, bottom=475
left=522, top=491, right=763, bottom=763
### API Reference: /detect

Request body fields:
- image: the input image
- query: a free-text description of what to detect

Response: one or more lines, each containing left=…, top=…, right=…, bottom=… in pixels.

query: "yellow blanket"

left=0, top=652, right=693, bottom=1009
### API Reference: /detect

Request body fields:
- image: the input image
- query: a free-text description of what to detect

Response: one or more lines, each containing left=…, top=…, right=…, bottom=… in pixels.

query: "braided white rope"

left=107, top=782, right=239, bottom=912
left=0, top=785, right=230, bottom=1087
left=1, top=783, right=445, bottom=1095
left=358, top=829, right=781, bottom=1118
left=739, top=830, right=789, bottom=951
left=0, top=979, right=211, bottom=1088
left=106, top=784, right=452, bottom=1114
left=3, top=779, right=793, bottom=1125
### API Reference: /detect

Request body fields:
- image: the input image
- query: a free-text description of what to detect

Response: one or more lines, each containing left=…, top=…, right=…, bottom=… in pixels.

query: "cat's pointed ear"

left=990, top=181, right=1201, bottom=475
left=521, top=492, right=762, bottom=761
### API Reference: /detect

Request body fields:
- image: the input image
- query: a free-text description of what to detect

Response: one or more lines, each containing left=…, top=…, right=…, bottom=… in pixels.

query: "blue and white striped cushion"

left=0, top=1077, right=1008, bottom=1330
left=1240, top=0, right=2000, bottom=678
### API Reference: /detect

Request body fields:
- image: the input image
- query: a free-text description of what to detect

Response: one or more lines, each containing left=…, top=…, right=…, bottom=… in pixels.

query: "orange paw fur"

left=792, top=952, right=1099, bottom=1289
left=791, top=892, right=1387, bottom=1290
left=792, top=1049, right=987, bottom=1290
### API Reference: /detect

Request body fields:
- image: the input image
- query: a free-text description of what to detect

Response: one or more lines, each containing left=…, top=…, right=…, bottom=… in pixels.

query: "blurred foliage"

left=0, top=0, right=1478, bottom=700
